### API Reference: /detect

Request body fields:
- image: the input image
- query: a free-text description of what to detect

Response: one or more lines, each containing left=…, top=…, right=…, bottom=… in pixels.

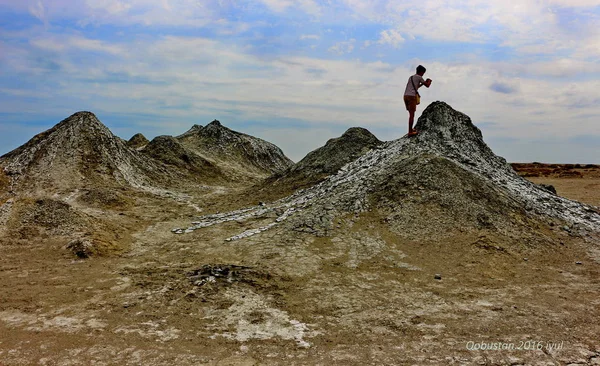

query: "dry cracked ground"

left=1, top=168, right=599, bottom=365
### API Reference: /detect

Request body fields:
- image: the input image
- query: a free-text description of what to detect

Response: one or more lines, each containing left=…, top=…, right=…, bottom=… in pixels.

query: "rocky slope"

left=176, top=102, right=600, bottom=241
left=0, top=112, right=179, bottom=193
left=263, top=127, right=382, bottom=194
left=177, top=120, right=293, bottom=179
left=142, top=135, right=224, bottom=182
left=127, top=133, right=149, bottom=149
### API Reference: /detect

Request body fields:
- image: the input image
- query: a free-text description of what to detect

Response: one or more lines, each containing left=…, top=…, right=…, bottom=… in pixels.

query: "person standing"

left=403, top=65, right=432, bottom=136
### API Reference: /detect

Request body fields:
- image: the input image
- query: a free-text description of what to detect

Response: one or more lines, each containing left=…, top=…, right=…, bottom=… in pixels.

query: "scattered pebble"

left=434, top=274, right=442, bottom=280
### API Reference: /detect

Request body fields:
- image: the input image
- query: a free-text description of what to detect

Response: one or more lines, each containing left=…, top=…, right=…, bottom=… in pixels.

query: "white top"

left=404, top=74, right=425, bottom=96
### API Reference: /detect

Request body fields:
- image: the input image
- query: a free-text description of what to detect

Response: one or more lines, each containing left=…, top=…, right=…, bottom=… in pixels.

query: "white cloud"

left=27, top=0, right=47, bottom=26
left=258, top=0, right=294, bottom=12
left=547, top=0, right=600, bottom=6
left=342, top=0, right=598, bottom=52
left=257, top=0, right=321, bottom=15
left=3, top=0, right=219, bottom=28
left=30, top=35, right=125, bottom=55
left=85, top=0, right=131, bottom=15
left=328, top=39, right=356, bottom=55
left=297, top=0, right=321, bottom=16
left=377, top=29, right=404, bottom=48
left=300, top=34, right=320, bottom=40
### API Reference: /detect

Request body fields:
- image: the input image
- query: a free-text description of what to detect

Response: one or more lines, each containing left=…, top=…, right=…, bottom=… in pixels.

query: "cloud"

left=257, top=0, right=321, bottom=16
left=258, top=0, right=294, bottom=12
left=547, top=0, right=600, bottom=6
left=85, top=0, right=131, bottom=15
left=296, top=0, right=321, bottom=16
left=489, top=81, right=518, bottom=94
left=30, top=35, right=124, bottom=55
left=300, top=34, right=320, bottom=40
left=377, top=29, right=404, bottom=48
left=328, top=39, right=355, bottom=55
left=27, top=0, right=47, bottom=26
left=2, top=0, right=218, bottom=28
left=570, top=134, right=600, bottom=146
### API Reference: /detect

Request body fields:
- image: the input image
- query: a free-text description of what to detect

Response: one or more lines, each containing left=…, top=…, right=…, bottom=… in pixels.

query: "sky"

left=1, top=0, right=599, bottom=163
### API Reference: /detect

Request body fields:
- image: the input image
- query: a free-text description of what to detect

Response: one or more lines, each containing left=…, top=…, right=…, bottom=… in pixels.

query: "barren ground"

left=0, top=165, right=599, bottom=366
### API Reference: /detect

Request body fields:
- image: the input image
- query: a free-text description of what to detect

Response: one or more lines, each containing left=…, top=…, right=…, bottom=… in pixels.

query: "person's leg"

left=404, top=95, right=418, bottom=135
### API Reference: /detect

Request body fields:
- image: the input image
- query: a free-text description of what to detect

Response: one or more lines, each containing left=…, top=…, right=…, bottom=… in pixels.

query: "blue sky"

left=1, top=0, right=599, bottom=163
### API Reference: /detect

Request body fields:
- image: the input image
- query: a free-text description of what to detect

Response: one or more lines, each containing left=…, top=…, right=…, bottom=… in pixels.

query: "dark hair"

left=416, top=65, right=426, bottom=74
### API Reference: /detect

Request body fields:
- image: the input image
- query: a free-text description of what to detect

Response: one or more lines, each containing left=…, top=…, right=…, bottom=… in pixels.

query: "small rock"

left=575, top=261, right=582, bottom=265
left=523, top=258, right=528, bottom=261
left=434, top=274, right=442, bottom=280
left=66, top=239, right=95, bottom=259
left=538, top=183, right=557, bottom=195
left=562, top=225, right=571, bottom=232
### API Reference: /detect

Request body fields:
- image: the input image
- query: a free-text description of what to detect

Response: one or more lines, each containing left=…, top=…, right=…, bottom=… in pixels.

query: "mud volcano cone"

left=0, top=111, right=177, bottom=192
left=176, top=102, right=600, bottom=243
left=177, top=120, right=293, bottom=177
left=263, top=127, right=383, bottom=194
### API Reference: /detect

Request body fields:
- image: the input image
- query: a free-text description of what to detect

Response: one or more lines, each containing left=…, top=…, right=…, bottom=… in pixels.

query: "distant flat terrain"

left=513, top=163, right=600, bottom=207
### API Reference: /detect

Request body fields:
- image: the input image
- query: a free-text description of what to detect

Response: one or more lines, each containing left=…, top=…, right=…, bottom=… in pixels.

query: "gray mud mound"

left=77, top=187, right=134, bottom=210
left=6, top=197, right=121, bottom=255
left=178, top=102, right=600, bottom=242
left=17, top=198, right=90, bottom=236
left=177, top=120, right=293, bottom=178
left=127, top=133, right=149, bottom=149
left=263, top=127, right=382, bottom=194
left=0, top=111, right=181, bottom=192
left=142, top=135, right=224, bottom=182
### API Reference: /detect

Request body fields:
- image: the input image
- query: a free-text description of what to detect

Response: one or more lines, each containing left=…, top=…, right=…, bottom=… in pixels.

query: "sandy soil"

left=513, top=163, right=600, bottom=208
left=0, top=167, right=599, bottom=365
